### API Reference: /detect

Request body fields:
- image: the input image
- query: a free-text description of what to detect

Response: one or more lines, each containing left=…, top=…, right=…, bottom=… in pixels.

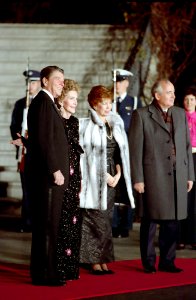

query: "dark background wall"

left=1, top=0, right=195, bottom=105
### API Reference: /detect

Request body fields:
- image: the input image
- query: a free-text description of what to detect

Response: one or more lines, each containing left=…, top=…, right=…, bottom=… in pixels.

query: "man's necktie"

left=117, top=97, right=121, bottom=111
left=162, top=111, right=167, bottom=122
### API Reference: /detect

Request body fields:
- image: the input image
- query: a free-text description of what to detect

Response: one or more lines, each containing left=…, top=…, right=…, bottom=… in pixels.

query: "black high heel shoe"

left=91, top=269, right=105, bottom=275
left=102, top=269, right=115, bottom=274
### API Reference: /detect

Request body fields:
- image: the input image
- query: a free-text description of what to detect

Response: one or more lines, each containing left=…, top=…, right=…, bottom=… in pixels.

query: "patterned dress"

left=80, top=123, right=121, bottom=265
left=56, top=115, right=83, bottom=281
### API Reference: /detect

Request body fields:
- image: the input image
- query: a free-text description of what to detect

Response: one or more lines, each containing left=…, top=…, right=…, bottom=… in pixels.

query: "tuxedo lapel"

left=51, top=101, right=68, bottom=131
left=52, top=101, right=63, bottom=119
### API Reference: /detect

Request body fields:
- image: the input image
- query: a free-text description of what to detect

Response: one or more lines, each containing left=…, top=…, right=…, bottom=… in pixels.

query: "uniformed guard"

left=112, top=68, right=143, bottom=238
left=10, top=69, right=41, bottom=232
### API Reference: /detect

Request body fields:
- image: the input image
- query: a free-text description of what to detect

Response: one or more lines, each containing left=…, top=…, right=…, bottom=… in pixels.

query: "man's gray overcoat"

left=128, top=104, right=195, bottom=220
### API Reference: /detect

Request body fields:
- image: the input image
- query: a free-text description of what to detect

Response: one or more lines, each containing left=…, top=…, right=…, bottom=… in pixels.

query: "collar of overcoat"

left=148, top=103, right=178, bottom=135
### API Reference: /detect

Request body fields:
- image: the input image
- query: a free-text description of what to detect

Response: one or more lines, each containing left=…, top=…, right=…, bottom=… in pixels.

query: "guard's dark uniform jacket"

left=117, top=94, right=142, bottom=134
left=10, top=97, right=27, bottom=159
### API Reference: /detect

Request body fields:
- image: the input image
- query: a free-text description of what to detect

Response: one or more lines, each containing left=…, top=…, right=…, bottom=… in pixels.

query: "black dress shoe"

left=176, top=243, right=185, bottom=250
left=158, top=264, right=183, bottom=273
left=91, top=269, right=105, bottom=275
left=191, top=244, right=196, bottom=250
left=20, top=225, right=32, bottom=233
left=112, top=228, right=121, bottom=238
left=144, top=265, right=156, bottom=274
left=32, top=280, right=46, bottom=286
left=102, top=269, right=115, bottom=274
left=47, top=279, right=66, bottom=286
left=120, top=229, right=129, bottom=238
left=32, top=278, right=66, bottom=286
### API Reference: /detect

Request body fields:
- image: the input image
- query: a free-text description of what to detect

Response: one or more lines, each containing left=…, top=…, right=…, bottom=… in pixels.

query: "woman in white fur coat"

left=79, top=85, right=135, bottom=275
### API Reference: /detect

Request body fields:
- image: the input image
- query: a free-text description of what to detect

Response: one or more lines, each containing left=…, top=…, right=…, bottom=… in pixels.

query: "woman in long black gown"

left=56, top=79, right=83, bottom=282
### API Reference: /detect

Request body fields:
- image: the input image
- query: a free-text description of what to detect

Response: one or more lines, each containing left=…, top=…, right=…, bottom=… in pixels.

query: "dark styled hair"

left=88, top=85, right=113, bottom=108
left=40, top=66, right=64, bottom=88
left=183, top=87, right=196, bottom=98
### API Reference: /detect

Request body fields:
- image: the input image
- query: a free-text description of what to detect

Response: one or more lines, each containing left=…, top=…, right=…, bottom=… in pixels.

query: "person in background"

left=112, top=68, right=143, bottom=238
left=10, top=69, right=41, bottom=232
left=129, top=79, right=194, bottom=274
left=26, top=65, right=69, bottom=286
left=79, top=85, right=135, bottom=275
left=55, top=79, right=84, bottom=280
left=177, top=88, right=196, bottom=250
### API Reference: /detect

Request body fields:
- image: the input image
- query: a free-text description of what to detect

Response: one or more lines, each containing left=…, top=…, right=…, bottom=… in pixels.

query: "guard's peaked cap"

left=23, top=70, right=40, bottom=81
left=113, top=68, right=133, bottom=82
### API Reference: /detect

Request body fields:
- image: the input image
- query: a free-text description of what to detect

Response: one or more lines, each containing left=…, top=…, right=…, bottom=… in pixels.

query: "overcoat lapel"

left=170, top=107, right=178, bottom=134
left=148, top=104, right=170, bottom=134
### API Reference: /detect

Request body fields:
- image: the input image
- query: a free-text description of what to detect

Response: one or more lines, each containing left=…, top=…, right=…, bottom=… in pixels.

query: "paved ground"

left=0, top=221, right=195, bottom=265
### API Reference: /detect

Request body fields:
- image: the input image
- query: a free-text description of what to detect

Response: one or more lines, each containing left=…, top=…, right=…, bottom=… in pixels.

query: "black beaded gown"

left=80, top=123, right=121, bottom=265
left=56, top=115, right=83, bottom=282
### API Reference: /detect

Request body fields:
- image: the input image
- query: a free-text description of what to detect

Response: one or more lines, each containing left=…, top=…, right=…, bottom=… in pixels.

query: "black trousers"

left=20, top=170, right=32, bottom=228
left=177, top=153, right=196, bottom=245
left=140, top=218, right=179, bottom=268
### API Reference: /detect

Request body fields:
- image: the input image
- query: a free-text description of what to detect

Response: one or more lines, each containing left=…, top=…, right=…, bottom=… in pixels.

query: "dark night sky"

left=0, top=0, right=126, bottom=24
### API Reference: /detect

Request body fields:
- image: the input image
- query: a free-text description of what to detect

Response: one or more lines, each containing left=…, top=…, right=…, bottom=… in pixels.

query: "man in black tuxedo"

left=10, top=69, right=41, bottom=232
left=26, top=66, right=69, bottom=286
